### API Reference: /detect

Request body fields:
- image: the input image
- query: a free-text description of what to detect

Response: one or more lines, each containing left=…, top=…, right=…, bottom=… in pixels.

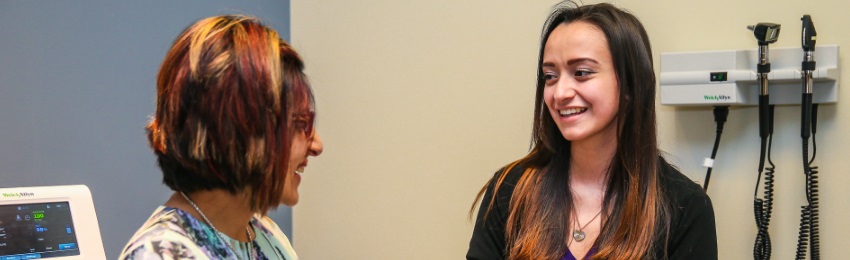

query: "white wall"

left=291, top=1, right=849, bottom=259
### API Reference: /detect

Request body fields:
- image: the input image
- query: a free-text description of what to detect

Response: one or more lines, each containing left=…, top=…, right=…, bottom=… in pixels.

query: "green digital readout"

left=33, top=210, right=45, bottom=220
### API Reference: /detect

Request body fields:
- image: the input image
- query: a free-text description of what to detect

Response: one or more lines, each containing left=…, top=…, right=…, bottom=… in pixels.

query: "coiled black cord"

left=795, top=140, right=817, bottom=260
left=807, top=103, right=820, bottom=259
left=754, top=105, right=775, bottom=260
left=794, top=158, right=820, bottom=260
left=795, top=205, right=811, bottom=259
left=808, top=164, right=820, bottom=259
left=703, top=106, right=729, bottom=191
left=796, top=103, right=820, bottom=260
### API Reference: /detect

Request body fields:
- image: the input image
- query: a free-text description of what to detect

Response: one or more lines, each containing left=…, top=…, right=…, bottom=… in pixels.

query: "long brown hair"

left=472, top=2, right=670, bottom=259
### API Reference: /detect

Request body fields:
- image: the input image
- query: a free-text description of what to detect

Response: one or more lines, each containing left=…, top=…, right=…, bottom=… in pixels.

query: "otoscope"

left=748, top=22, right=779, bottom=260
left=795, top=14, right=820, bottom=260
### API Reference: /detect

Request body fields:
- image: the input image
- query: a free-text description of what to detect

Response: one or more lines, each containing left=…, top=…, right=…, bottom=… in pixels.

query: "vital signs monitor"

left=0, top=185, right=106, bottom=260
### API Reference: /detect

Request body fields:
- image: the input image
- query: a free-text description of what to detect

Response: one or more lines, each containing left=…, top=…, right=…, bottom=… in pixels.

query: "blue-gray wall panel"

left=0, top=1, right=293, bottom=257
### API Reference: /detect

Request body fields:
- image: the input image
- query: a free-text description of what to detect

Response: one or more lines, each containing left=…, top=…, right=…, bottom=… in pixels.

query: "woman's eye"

left=574, top=69, right=595, bottom=77
left=542, top=72, right=558, bottom=82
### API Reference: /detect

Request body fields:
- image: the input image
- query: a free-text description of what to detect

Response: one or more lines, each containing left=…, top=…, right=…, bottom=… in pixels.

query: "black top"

left=467, top=159, right=718, bottom=260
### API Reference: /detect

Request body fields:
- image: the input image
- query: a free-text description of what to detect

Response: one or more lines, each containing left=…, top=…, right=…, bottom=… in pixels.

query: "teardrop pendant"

left=572, top=230, right=586, bottom=242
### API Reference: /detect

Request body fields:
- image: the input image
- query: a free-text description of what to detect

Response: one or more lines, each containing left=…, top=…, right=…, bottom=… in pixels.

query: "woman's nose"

left=553, top=78, right=577, bottom=101
left=309, top=132, right=323, bottom=156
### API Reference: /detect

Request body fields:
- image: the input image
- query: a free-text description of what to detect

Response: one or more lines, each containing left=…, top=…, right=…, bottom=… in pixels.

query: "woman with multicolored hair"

left=120, top=15, right=322, bottom=259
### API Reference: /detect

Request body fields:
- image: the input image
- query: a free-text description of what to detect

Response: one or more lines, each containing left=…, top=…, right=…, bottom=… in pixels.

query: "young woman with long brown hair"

left=467, top=2, right=716, bottom=259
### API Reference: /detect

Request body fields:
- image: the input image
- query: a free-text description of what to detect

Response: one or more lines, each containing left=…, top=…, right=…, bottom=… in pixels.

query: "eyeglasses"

left=292, top=112, right=315, bottom=138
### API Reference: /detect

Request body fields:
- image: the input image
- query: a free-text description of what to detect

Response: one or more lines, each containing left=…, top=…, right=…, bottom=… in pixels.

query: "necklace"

left=180, top=192, right=254, bottom=259
left=571, top=210, right=602, bottom=243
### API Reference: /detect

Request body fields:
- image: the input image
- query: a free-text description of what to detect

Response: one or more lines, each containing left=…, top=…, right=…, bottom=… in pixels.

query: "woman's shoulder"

left=252, top=215, right=290, bottom=243
left=656, top=158, right=718, bottom=258
left=252, top=215, right=300, bottom=260
left=119, top=207, right=223, bottom=260
left=122, top=207, right=193, bottom=242
left=657, top=157, right=715, bottom=230
left=658, top=159, right=708, bottom=204
left=486, top=162, right=531, bottom=198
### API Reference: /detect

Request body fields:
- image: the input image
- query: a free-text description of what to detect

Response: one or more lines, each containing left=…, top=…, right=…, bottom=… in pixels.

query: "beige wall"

left=291, top=1, right=849, bottom=259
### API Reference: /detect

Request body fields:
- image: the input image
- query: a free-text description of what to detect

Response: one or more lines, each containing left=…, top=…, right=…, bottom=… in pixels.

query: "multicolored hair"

left=148, top=15, right=314, bottom=214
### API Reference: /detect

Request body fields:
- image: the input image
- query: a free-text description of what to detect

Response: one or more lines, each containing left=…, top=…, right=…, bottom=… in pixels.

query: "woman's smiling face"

left=542, top=21, right=620, bottom=144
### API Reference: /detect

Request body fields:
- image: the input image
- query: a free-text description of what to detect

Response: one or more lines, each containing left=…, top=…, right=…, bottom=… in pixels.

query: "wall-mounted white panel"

left=660, top=45, right=839, bottom=106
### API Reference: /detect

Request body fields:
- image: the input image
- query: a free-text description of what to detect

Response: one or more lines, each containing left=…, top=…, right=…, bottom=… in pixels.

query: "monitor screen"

left=0, top=202, right=81, bottom=259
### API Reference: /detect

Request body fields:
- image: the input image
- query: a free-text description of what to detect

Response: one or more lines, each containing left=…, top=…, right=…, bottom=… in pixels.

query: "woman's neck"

left=569, top=136, right=617, bottom=188
left=165, top=189, right=255, bottom=242
left=566, top=137, right=614, bottom=257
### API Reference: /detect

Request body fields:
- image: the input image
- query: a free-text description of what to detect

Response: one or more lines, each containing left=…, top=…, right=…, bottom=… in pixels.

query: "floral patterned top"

left=119, top=206, right=298, bottom=260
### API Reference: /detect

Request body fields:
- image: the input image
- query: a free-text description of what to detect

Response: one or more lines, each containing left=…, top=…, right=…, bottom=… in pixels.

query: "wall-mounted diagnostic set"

left=659, top=15, right=834, bottom=260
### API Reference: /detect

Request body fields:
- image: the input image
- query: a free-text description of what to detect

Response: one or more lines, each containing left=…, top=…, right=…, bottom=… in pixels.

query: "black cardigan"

left=467, top=159, right=718, bottom=260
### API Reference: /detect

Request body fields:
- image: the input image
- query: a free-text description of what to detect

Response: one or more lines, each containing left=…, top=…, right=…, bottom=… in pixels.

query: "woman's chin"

left=281, top=192, right=299, bottom=207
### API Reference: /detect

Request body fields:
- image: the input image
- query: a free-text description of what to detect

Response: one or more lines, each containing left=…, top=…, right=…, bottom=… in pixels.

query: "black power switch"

left=710, top=72, right=728, bottom=82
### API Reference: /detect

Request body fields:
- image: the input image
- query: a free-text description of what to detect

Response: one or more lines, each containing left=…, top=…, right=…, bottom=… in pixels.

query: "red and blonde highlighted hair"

left=148, top=15, right=313, bottom=214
